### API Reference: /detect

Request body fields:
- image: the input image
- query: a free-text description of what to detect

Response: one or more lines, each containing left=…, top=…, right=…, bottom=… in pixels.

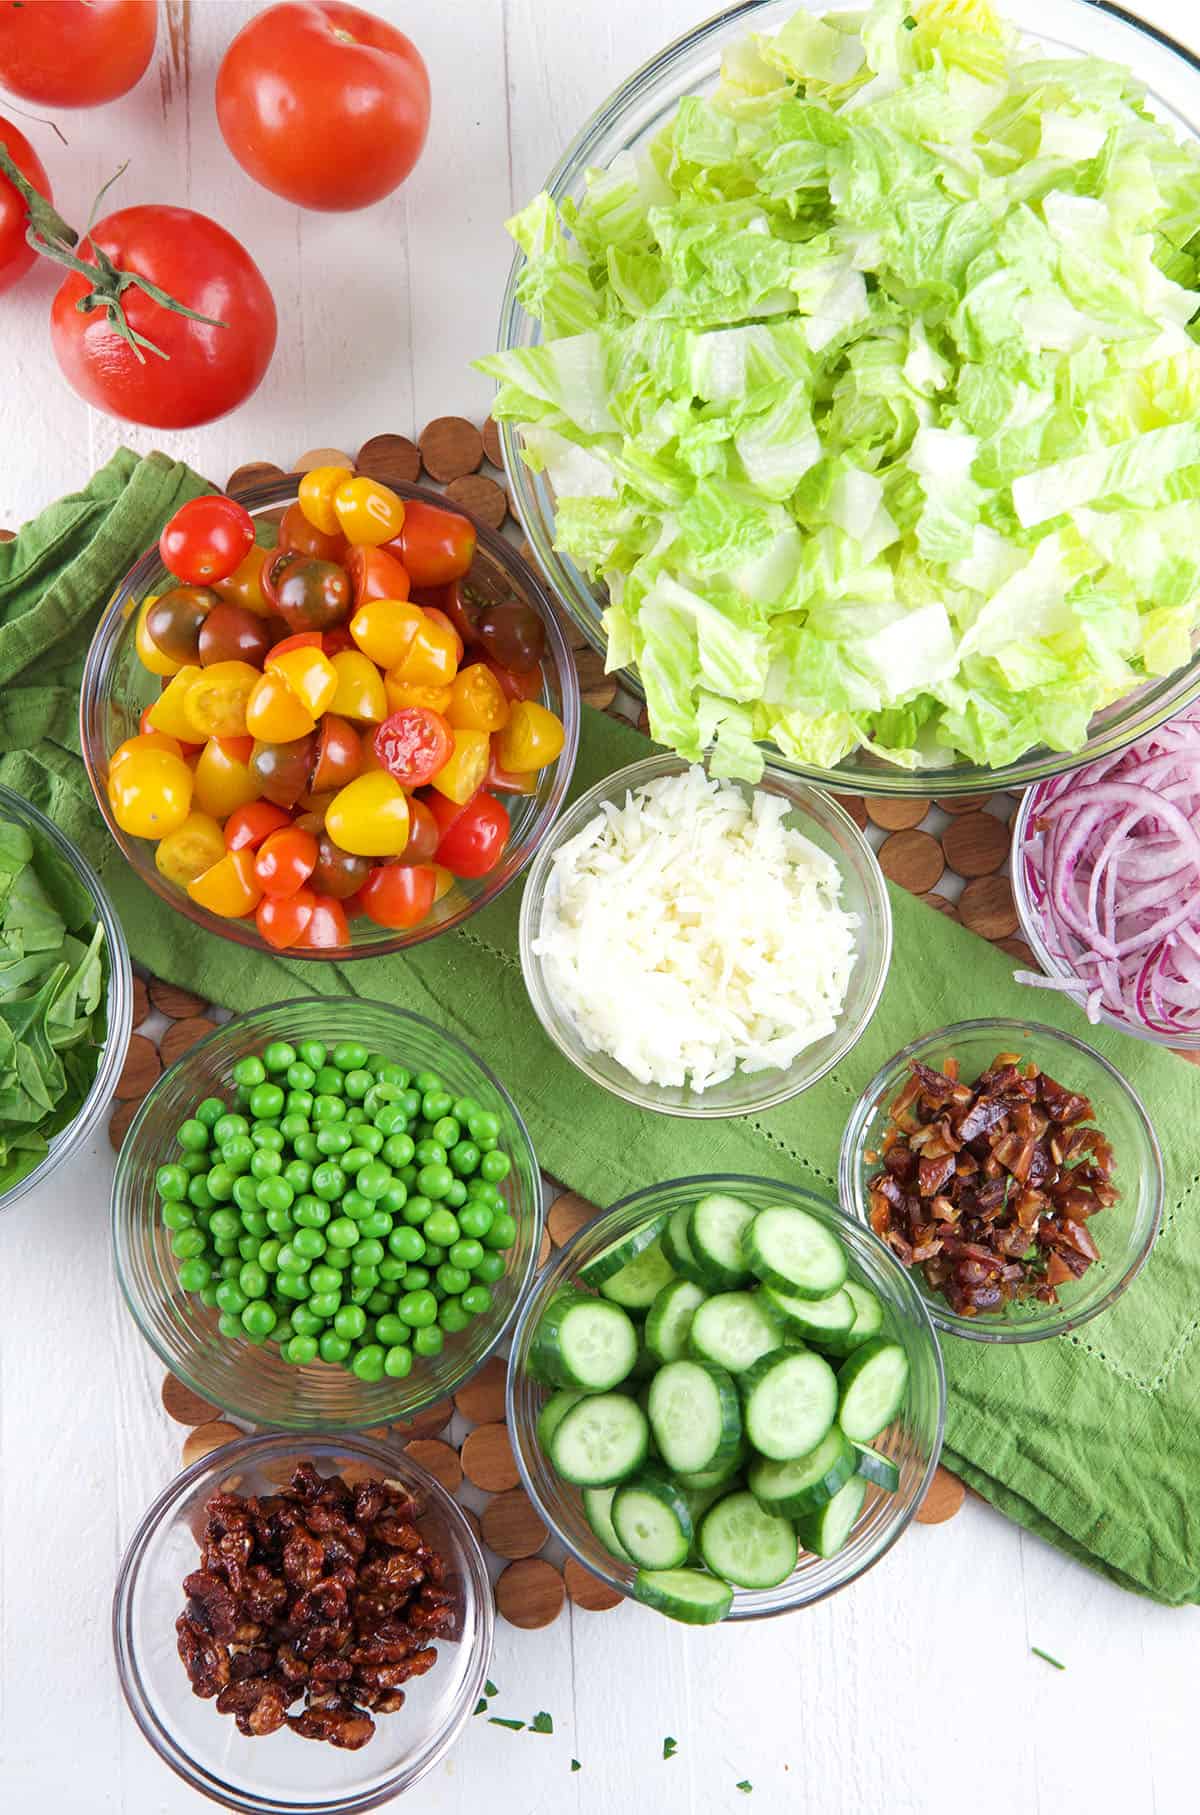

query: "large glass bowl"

left=496, top=0, right=1200, bottom=797
left=113, top=1431, right=492, bottom=1814
left=79, top=475, right=580, bottom=958
left=113, top=998, right=542, bottom=1430
left=838, top=1018, right=1163, bottom=1342
left=507, top=1174, right=945, bottom=1620
left=518, top=752, right=892, bottom=1115
left=0, top=782, right=133, bottom=1214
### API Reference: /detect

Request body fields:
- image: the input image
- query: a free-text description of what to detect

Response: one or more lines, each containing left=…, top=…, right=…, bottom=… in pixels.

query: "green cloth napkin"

left=5, top=452, right=1200, bottom=1607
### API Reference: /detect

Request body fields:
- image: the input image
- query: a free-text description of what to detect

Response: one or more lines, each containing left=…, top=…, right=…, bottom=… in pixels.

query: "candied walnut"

left=306, top=1501, right=366, bottom=1557
left=353, top=1685, right=406, bottom=1714
left=216, top=1677, right=290, bottom=1737
left=353, top=1479, right=386, bottom=1524
left=288, top=1699, right=376, bottom=1750
left=183, top=1570, right=237, bottom=1643
left=283, top=1526, right=325, bottom=1590
left=176, top=1615, right=230, bottom=1698
left=371, top=1515, right=423, bottom=1552
left=240, top=1565, right=288, bottom=1624
left=229, top=1647, right=275, bottom=1682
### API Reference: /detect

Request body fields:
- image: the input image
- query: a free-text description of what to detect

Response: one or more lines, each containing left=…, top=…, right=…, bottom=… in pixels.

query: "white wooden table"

left=1, top=2, right=1196, bottom=1809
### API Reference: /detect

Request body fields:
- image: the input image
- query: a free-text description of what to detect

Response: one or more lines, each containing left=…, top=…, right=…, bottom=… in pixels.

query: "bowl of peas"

left=112, top=997, right=542, bottom=1430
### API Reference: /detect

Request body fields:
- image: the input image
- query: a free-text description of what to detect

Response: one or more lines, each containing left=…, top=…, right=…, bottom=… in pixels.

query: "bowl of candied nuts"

left=113, top=1432, right=492, bottom=1813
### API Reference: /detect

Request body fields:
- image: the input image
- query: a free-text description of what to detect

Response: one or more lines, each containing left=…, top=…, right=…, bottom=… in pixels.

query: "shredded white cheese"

left=533, top=767, right=859, bottom=1092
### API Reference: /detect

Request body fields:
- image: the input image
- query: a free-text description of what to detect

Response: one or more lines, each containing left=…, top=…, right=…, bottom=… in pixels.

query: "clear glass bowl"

left=79, top=475, right=580, bottom=958
left=839, top=1018, right=1163, bottom=1342
left=113, top=1431, right=492, bottom=1814
left=506, top=1174, right=945, bottom=1619
left=113, top=998, right=542, bottom=1430
left=496, top=0, right=1200, bottom=797
left=0, top=782, right=133, bottom=1214
left=518, top=752, right=892, bottom=1116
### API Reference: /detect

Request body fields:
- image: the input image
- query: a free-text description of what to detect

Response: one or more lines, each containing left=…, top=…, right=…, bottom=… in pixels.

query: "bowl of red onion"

left=1012, top=708, right=1200, bottom=1047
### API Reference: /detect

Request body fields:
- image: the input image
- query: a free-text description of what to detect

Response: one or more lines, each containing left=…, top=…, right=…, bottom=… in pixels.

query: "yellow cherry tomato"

left=383, top=676, right=453, bottom=716
left=184, top=660, right=262, bottom=740
left=350, top=598, right=423, bottom=670
left=325, top=771, right=411, bottom=857
left=494, top=700, right=566, bottom=772
left=111, top=732, right=184, bottom=771
left=244, top=670, right=318, bottom=743
left=267, top=645, right=338, bottom=717
left=431, top=864, right=455, bottom=903
left=187, top=847, right=262, bottom=918
left=298, top=464, right=353, bottom=536
left=147, top=665, right=204, bottom=740
left=447, top=662, right=510, bottom=733
left=429, top=727, right=489, bottom=805
left=193, top=736, right=260, bottom=817
left=155, top=811, right=226, bottom=887
left=389, top=615, right=460, bottom=689
left=107, top=746, right=193, bottom=840
left=328, top=649, right=387, bottom=724
left=332, top=476, right=405, bottom=547
left=213, top=543, right=272, bottom=617
left=135, top=594, right=182, bottom=677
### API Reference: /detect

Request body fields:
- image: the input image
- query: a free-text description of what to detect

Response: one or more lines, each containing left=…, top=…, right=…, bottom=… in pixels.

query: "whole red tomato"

left=49, top=205, right=277, bottom=428
left=0, top=116, right=50, bottom=293
left=0, top=0, right=156, bottom=107
left=216, top=2, right=430, bottom=212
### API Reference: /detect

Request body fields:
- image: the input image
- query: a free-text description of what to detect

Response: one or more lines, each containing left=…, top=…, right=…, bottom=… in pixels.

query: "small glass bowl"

left=839, top=1018, right=1163, bottom=1343
left=518, top=753, right=892, bottom=1116
left=0, top=783, right=133, bottom=1214
left=113, top=998, right=542, bottom=1429
left=507, top=1174, right=945, bottom=1619
left=113, top=1431, right=492, bottom=1814
left=79, top=475, right=580, bottom=960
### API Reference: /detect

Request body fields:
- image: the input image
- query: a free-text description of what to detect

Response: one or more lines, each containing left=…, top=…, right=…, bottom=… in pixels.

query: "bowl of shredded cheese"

left=518, top=754, right=891, bottom=1116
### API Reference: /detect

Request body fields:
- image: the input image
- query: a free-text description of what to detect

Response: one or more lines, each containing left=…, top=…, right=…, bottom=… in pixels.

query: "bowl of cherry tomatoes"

left=80, top=470, right=579, bottom=957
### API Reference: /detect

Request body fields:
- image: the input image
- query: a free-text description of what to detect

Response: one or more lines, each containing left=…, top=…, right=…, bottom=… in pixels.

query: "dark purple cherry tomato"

left=311, top=831, right=372, bottom=900
left=272, top=556, right=352, bottom=633
left=197, top=602, right=274, bottom=667
left=249, top=733, right=316, bottom=808
left=309, top=714, right=362, bottom=794
left=475, top=599, right=545, bottom=673
left=145, top=585, right=217, bottom=665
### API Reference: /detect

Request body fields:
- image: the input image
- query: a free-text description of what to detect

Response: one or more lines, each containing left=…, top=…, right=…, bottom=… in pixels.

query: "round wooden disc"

left=563, top=1556, right=623, bottom=1612
left=419, top=417, right=484, bottom=483
left=942, top=812, right=1009, bottom=878
left=131, top=975, right=151, bottom=1028
left=389, top=1396, right=454, bottom=1441
left=404, top=1438, right=463, bottom=1495
left=936, top=795, right=993, bottom=816
left=536, top=1227, right=552, bottom=1270
left=226, top=460, right=286, bottom=496
left=149, top=979, right=208, bottom=1020
left=108, top=1099, right=140, bottom=1150
left=997, top=937, right=1036, bottom=967
left=833, top=793, right=868, bottom=830
left=482, top=417, right=504, bottom=469
left=866, top=797, right=931, bottom=832
left=356, top=433, right=421, bottom=488
left=547, top=1191, right=596, bottom=1248
left=460, top=1422, right=519, bottom=1493
left=182, top=1421, right=242, bottom=1467
left=444, top=473, right=507, bottom=529
left=574, top=644, right=618, bottom=711
left=453, top=1354, right=508, bottom=1425
left=878, top=829, right=944, bottom=894
left=495, top=1558, right=565, bottom=1630
left=915, top=1465, right=966, bottom=1525
left=292, top=446, right=354, bottom=474
left=923, top=892, right=959, bottom=921
left=115, top=1032, right=161, bottom=1100
left=958, top=875, right=1018, bottom=941
left=162, top=1373, right=221, bottom=1426
left=161, top=1016, right=218, bottom=1069
left=480, top=1488, right=548, bottom=1560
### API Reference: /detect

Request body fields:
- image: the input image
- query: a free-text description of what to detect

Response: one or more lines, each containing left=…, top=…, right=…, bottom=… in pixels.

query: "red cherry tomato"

left=0, top=0, right=156, bottom=107
left=322, top=624, right=356, bottom=656
left=429, top=790, right=509, bottom=878
left=256, top=886, right=316, bottom=951
left=486, top=747, right=538, bottom=796
left=0, top=117, right=51, bottom=294
left=254, top=826, right=319, bottom=898
left=398, top=796, right=439, bottom=864
left=277, top=499, right=347, bottom=564
left=216, top=2, right=430, bottom=213
left=484, top=656, right=543, bottom=702
left=374, top=708, right=454, bottom=788
left=346, top=543, right=411, bottom=608
left=359, top=861, right=437, bottom=929
left=225, top=800, right=292, bottom=851
left=393, top=500, right=476, bottom=587
left=295, top=892, right=351, bottom=949
left=160, top=495, right=255, bottom=585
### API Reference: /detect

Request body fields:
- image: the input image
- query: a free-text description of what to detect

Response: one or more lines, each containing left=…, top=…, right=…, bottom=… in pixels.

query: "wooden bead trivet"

left=958, top=875, right=1018, bottom=941
left=356, top=432, right=420, bottom=487
left=149, top=979, right=209, bottom=1020
left=418, top=416, right=484, bottom=483
left=444, top=473, right=507, bottom=530
left=481, top=1488, right=549, bottom=1560
left=292, top=446, right=354, bottom=474
left=115, top=1033, right=161, bottom=1100
left=131, top=975, right=150, bottom=1029
left=389, top=1397, right=455, bottom=1440
left=942, top=812, right=1009, bottom=878
left=226, top=460, right=286, bottom=496
left=404, top=1438, right=463, bottom=1495
left=453, top=1354, right=508, bottom=1424
left=937, top=795, right=993, bottom=816
left=495, top=1558, right=566, bottom=1630
left=482, top=416, right=503, bottom=469
left=547, top=1191, right=596, bottom=1248
left=161, top=1016, right=218, bottom=1068
left=536, top=1228, right=552, bottom=1270
left=461, top=1422, right=520, bottom=1493
left=162, top=1373, right=220, bottom=1426
left=564, top=1557, right=624, bottom=1612
left=866, top=797, right=930, bottom=832
left=878, top=829, right=944, bottom=894
left=183, top=1421, right=243, bottom=1467
left=916, top=1466, right=967, bottom=1526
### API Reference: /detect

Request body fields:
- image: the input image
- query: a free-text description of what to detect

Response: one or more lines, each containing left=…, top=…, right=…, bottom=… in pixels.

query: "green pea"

left=187, top=1176, right=214, bottom=1212
left=213, top=1113, right=248, bottom=1147
left=258, top=1238, right=282, bottom=1273
left=218, top=1312, right=242, bottom=1340
left=239, top=1261, right=268, bottom=1298
left=461, top=1284, right=492, bottom=1316
left=467, top=1177, right=501, bottom=1202
left=403, top=1265, right=431, bottom=1291
left=308, top=1291, right=341, bottom=1319
left=413, top=1324, right=444, bottom=1358
left=262, top=1040, right=296, bottom=1073
left=350, top=1264, right=379, bottom=1292
left=351, top=1160, right=388, bottom=1201
left=481, top=1150, right=510, bottom=1181
left=205, top=1163, right=235, bottom=1202
left=439, top=1299, right=471, bottom=1334
left=449, top=1238, right=484, bottom=1271
left=324, top=1244, right=352, bottom=1269
left=177, top=1118, right=210, bottom=1152
left=333, top=1304, right=366, bottom=1340
left=256, top=1175, right=294, bottom=1215
left=363, top=1289, right=388, bottom=1314
left=313, top=1094, right=346, bottom=1124
left=379, top=1257, right=408, bottom=1283
left=449, top=1141, right=480, bottom=1177
left=398, top=1163, right=419, bottom=1189
left=289, top=1304, right=323, bottom=1337
left=279, top=1160, right=309, bottom=1195
left=344, top=1067, right=372, bottom=1100
left=285, top=1091, right=314, bottom=1120
left=352, top=1237, right=384, bottom=1268
left=467, top=1109, right=500, bottom=1144
left=419, top=1093, right=451, bottom=1125
left=162, top=1202, right=195, bottom=1232
left=381, top=1181, right=410, bottom=1216
left=346, top=1105, right=368, bottom=1127
left=422, top=1243, right=446, bottom=1267
left=374, top=1312, right=409, bottom=1346
left=384, top=1344, right=413, bottom=1378
left=315, top=1065, right=345, bottom=1095
left=414, top=1067, right=442, bottom=1092
left=473, top=1250, right=506, bottom=1285
left=241, top=1206, right=269, bottom=1238
left=251, top=1123, right=285, bottom=1152
left=316, top=1124, right=352, bottom=1156
left=182, top=1152, right=211, bottom=1177
left=414, top=1139, right=446, bottom=1168
left=208, top=1207, right=240, bottom=1242
left=376, top=1108, right=410, bottom=1142
left=376, top=1061, right=409, bottom=1087
left=458, top=1204, right=493, bottom=1239
left=312, top=1162, right=346, bottom=1202
left=215, top=1280, right=247, bottom=1316
left=155, top=1162, right=189, bottom=1203
left=293, top=1226, right=326, bottom=1260
left=263, top=1206, right=292, bottom=1239
left=428, top=1115, right=457, bottom=1149
left=400, top=1194, right=433, bottom=1228
left=318, top=1330, right=349, bottom=1364
left=358, top=1210, right=393, bottom=1241
left=276, top=1243, right=311, bottom=1274
left=241, top=1299, right=276, bottom=1340
left=398, top=1288, right=438, bottom=1327
left=286, top=1335, right=319, bottom=1365
left=195, top=1096, right=227, bottom=1129
left=216, top=1248, right=241, bottom=1269
left=248, top=1149, right=280, bottom=1182
left=298, top=1039, right=326, bottom=1071
left=177, top=1257, right=211, bottom=1293
left=341, top=1189, right=370, bottom=1221
left=437, top=1263, right=470, bottom=1296
left=349, top=1283, right=374, bottom=1306
left=423, top=1207, right=458, bottom=1247
left=286, top=1060, right=316, bottom=1092
left=293, top=1130, right=320, bottom=1163
left=222, top=1135, right=255, bottom=1174
left=332, top=1040, right=369, bottom=1072
left=232, top=1055, right=266, bottom=1089
left=445, top=1179, right=468, bottom=1208
left=294, top=1195, right=329, bottom=1229
left=483, top=1212, right=517, bottom=1250
left=308, top=1264, right=341, bottom=1296
left=340, top=1145, right=370, bottom=1173
left=276, top=1271, right=309, bottom=1301
left=351, top=1344, right=385, bottom=1382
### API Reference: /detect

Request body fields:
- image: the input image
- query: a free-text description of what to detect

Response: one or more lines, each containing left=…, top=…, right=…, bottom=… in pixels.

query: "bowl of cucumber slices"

left=506, top=1174, right=945, bottom=1624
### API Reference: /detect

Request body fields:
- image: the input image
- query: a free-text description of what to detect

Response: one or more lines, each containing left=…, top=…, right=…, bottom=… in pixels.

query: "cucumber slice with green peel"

left=841, top=1281, right=885, bottom=1351
left=578, top=1213, right=669, bottom=1287
left=741, top=1347, right=839, bottom=1461
left=688, top=1193, right=756, bottom=1289
left=612, top=1470, right=694, bottom=1569
left=629, top=1338, right=659, bottom=1381
left=647, top=1358, right=742, bottom=1475
left=748, top=1426, right=856, bottom=1518
left=633, top=1567, right=734, bottom=1625
left=681, top=1480, right=729, bottom=1545
left=743, top=1206, right=848, bottom=1300
left=853, top=1443, right=901, bottom=1493
left=762, top=1284, right=854, bottom=1346
left=660, top=1203, right=712, bottom=1288
left=645, top=1278, right=707, bottom=1362
left=688, top=1291, right=780, bottom=1374
left=582, top=1485, right=631, bottom=1562
left=532, top=1291, right=638, bottom=1391
left=699, top=1489, right=799, bottom=1590
left=837, top=1338, right=909, bottom=1443
left=536, top=1389, right=584, bottom=1453
left=549, top=1392, right=649, bottom=1486
left=600, top=1236, right=677, bottom=1311
left=796, top=1474, right=867, bottom=1558
left=676, top=1440, right=749, bottom=1493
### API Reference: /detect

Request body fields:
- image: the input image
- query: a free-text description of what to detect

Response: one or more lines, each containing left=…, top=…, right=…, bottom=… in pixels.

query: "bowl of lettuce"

left=0, top=785, right=132, bottom=1211
left=485, top=0, right=1200, bottom=792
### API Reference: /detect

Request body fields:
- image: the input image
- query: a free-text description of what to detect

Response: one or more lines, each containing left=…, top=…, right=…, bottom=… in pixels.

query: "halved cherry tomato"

left=135, top=594, right=181, bottom=676
left=374, top=708, right=453, bottom=788
left=430, top=790, right=509, bottom=878
left=198, top=603, right=273, bottom=668
left=425, top=606, right=464, bottom=665
left=486, top=746, right=538, bottom=796
left=346, top=543, right=410, bottom=608
left=250, top=733, right=316, bottom=808
left=447, top=662, right=509, bottom=732
left=254, top=826, right=318, bottom=898
left=147, top=665, right=204, bottom=740
left=107, top=746, right=193, bottom=840
left=225, top=799, right=291, bottom=851
left=185, top=660, right=263, bottom=739
left=333, top=475, right=405, bottom=546
left=295, top=893, right=351, bottom=949
left=114, top=730, right=184, bottom=770
left=245, top=669, right=317, bottom=742
left=155, top=811, right=226, bottom=886
left=214, top=542, right=272, bottom=616
left=485, top=655, right=542, bottom=702
left=137, top=705, right=201, bottom=753
left=188, top=846, right=262, bottom=918
left=398, top=796, right=439, bottom=864
left=475, top=598, right=545, bottom=672
left=323, top=624, right=356, bottom=656
left=278, top=498, right=347, bottom=564
left=388, top=613, right=459, bottom=688
left=326, top=772, right=410, bottom=856
left=350, top=597, right=422, bottom=669
left=310, top=714, right=362, bottom=793
left=359, top=861, right=437, bottom=929
left=394, top=499, right=475, bottom=585
left=429, top=727, right=488, bottom=804
left=268, top=645, right=338, bottom=716
left=383, top=676, right=452, bottom=716
left=494, top=699, right=565, bottom=772
left=431, top=863, right=455, bottom=903
left=193, top=735, right=259, bottom=816
left=312, top=831, right=371, bottom=899
left=296, top=466, right=352, bottom=537
left=271, top=555, right=351, bottom=632
left=160, top=495, right=254, bottom=585
left=419, top=578, right=476, bottom=649
left=145, top=587, right=216, bottom=665
left=328, top=649, right=387, bottom=723
left=266, top=630, right=322, bottom=661
left=256, top=886, right=316, bottom=950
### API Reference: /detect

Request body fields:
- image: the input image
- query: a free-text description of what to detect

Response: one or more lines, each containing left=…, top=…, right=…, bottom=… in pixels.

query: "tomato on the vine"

left=359, top=861, right=437, bottom=929
left=374, top=708, right=454, bottom=788
left=429, top=790, right=509, bottom=878
left=160, top=496, right=255, bottom=585
left=0, top=118, right=50, bottom=294
left=0, top=0, right=156, bottom=108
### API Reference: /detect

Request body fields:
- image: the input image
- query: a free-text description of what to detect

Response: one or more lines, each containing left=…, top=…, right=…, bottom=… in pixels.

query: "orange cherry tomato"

left=310, top=714, right=362, bottom=793
left=428, top=727, right=489, bottom=805
left=359, top=861, right=437, bottom=929
left=383, top=676, right=452, bottom=716
left=494, top=699, right=565, bottom=772
left=398, top=796, right=439, bottom=864
left=266, top=630, right=322, bottom=661
left=388, top=614, right=459, bottom=688
left=350, top=597, right=422, bottom=669
left=245, top=669, right=318, bottom=743
left=213, top=542, right=272, bottom=616
left=328, top=649, right=387, bottom=723
left=485, top=655, right=542, bottom=702
left=373, top=708, right=454, bottom=788
left=107, top=745, right=193, bottom=840
left=447, top=662, right=509, bottom=733
left=225, top=799, right=292, bottom=850
left=254, top=825, right=318, bottom=898
left=193, top=734, right=260, bottom=817
left=325, top=771, right=410, bottom=857
left=184, top=660, right=262, bottom=739
left=346, top=543, right=410, bottom=609
left=267, top=644, right=338, bottom=716
left=187, top=846, right=262, bottom=918
left=333, top=475, right=405, bottom=547
left=297, top=465, right=352, bottom=537
left=113, top=730, right=184, bottom=770
left=155, top=811, right=226, bottom=887
left=135, top=594, right=182, bottom=676
left=147, top=665, right=203, bottom=740
left=295, top=892, right=351, bottom=949
left=393, top=498, right=475, bottom=585
left=278, top=497, right=347, bottom=564
left=256, top=886, right=316, bottom=950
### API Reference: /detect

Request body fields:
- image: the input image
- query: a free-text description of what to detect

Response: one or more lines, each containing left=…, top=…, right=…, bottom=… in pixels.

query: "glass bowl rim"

left=505, top=1169, right=947, bottom=1620
left=837, top=1013, right=1165, bottom=1342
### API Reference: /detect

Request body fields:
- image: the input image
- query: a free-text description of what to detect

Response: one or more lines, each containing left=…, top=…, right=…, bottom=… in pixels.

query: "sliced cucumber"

left=532, top=1290, right=638, bottom=1391
left=549, top=1392, right=649, bottom=1486
left=612, top=1470, right=694, bottom=1570
left=762, top=1284, right=854, bottom=1346
left=741, top=1347, right=838, bottom=1462
left=853, top=1443, right=901, bottom=1493
left=688, top=1291, right=779, bottom=1374
left=676, top=1440, right=749, bottom=1494
left=837, top=1337, right=910, bottom=1444
left=579, top=1213, right=669, bottom=1287
left=681, top=1481, right=728, bottom=1544
left=582, top=1485, right=631, bottom=1562
left=600, top=1236, right=677, bottom=1311
left=840, top=1280, right=885, bottom=1352
left=660, top=1203, right=712, bottom=1288
left=796, top=1474, right=867, bottom=1559
left=647, top=1359, right=742, bottom=1476
left=699, top=1490, right=798, bottom=1590
left=633, top=1567, right=733, bottom=1626
left=536, top=1389, right=584, bottom=1453
left=743, top=1206, right=848, bottom=1301
left=688, top=1193, right=755, bottom=1289
left=748, top=1426, right=856, bottom=1519
left=645, top=1278, right=707, bottom=1363
left=630, top=1338, right=659, bottom=1381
